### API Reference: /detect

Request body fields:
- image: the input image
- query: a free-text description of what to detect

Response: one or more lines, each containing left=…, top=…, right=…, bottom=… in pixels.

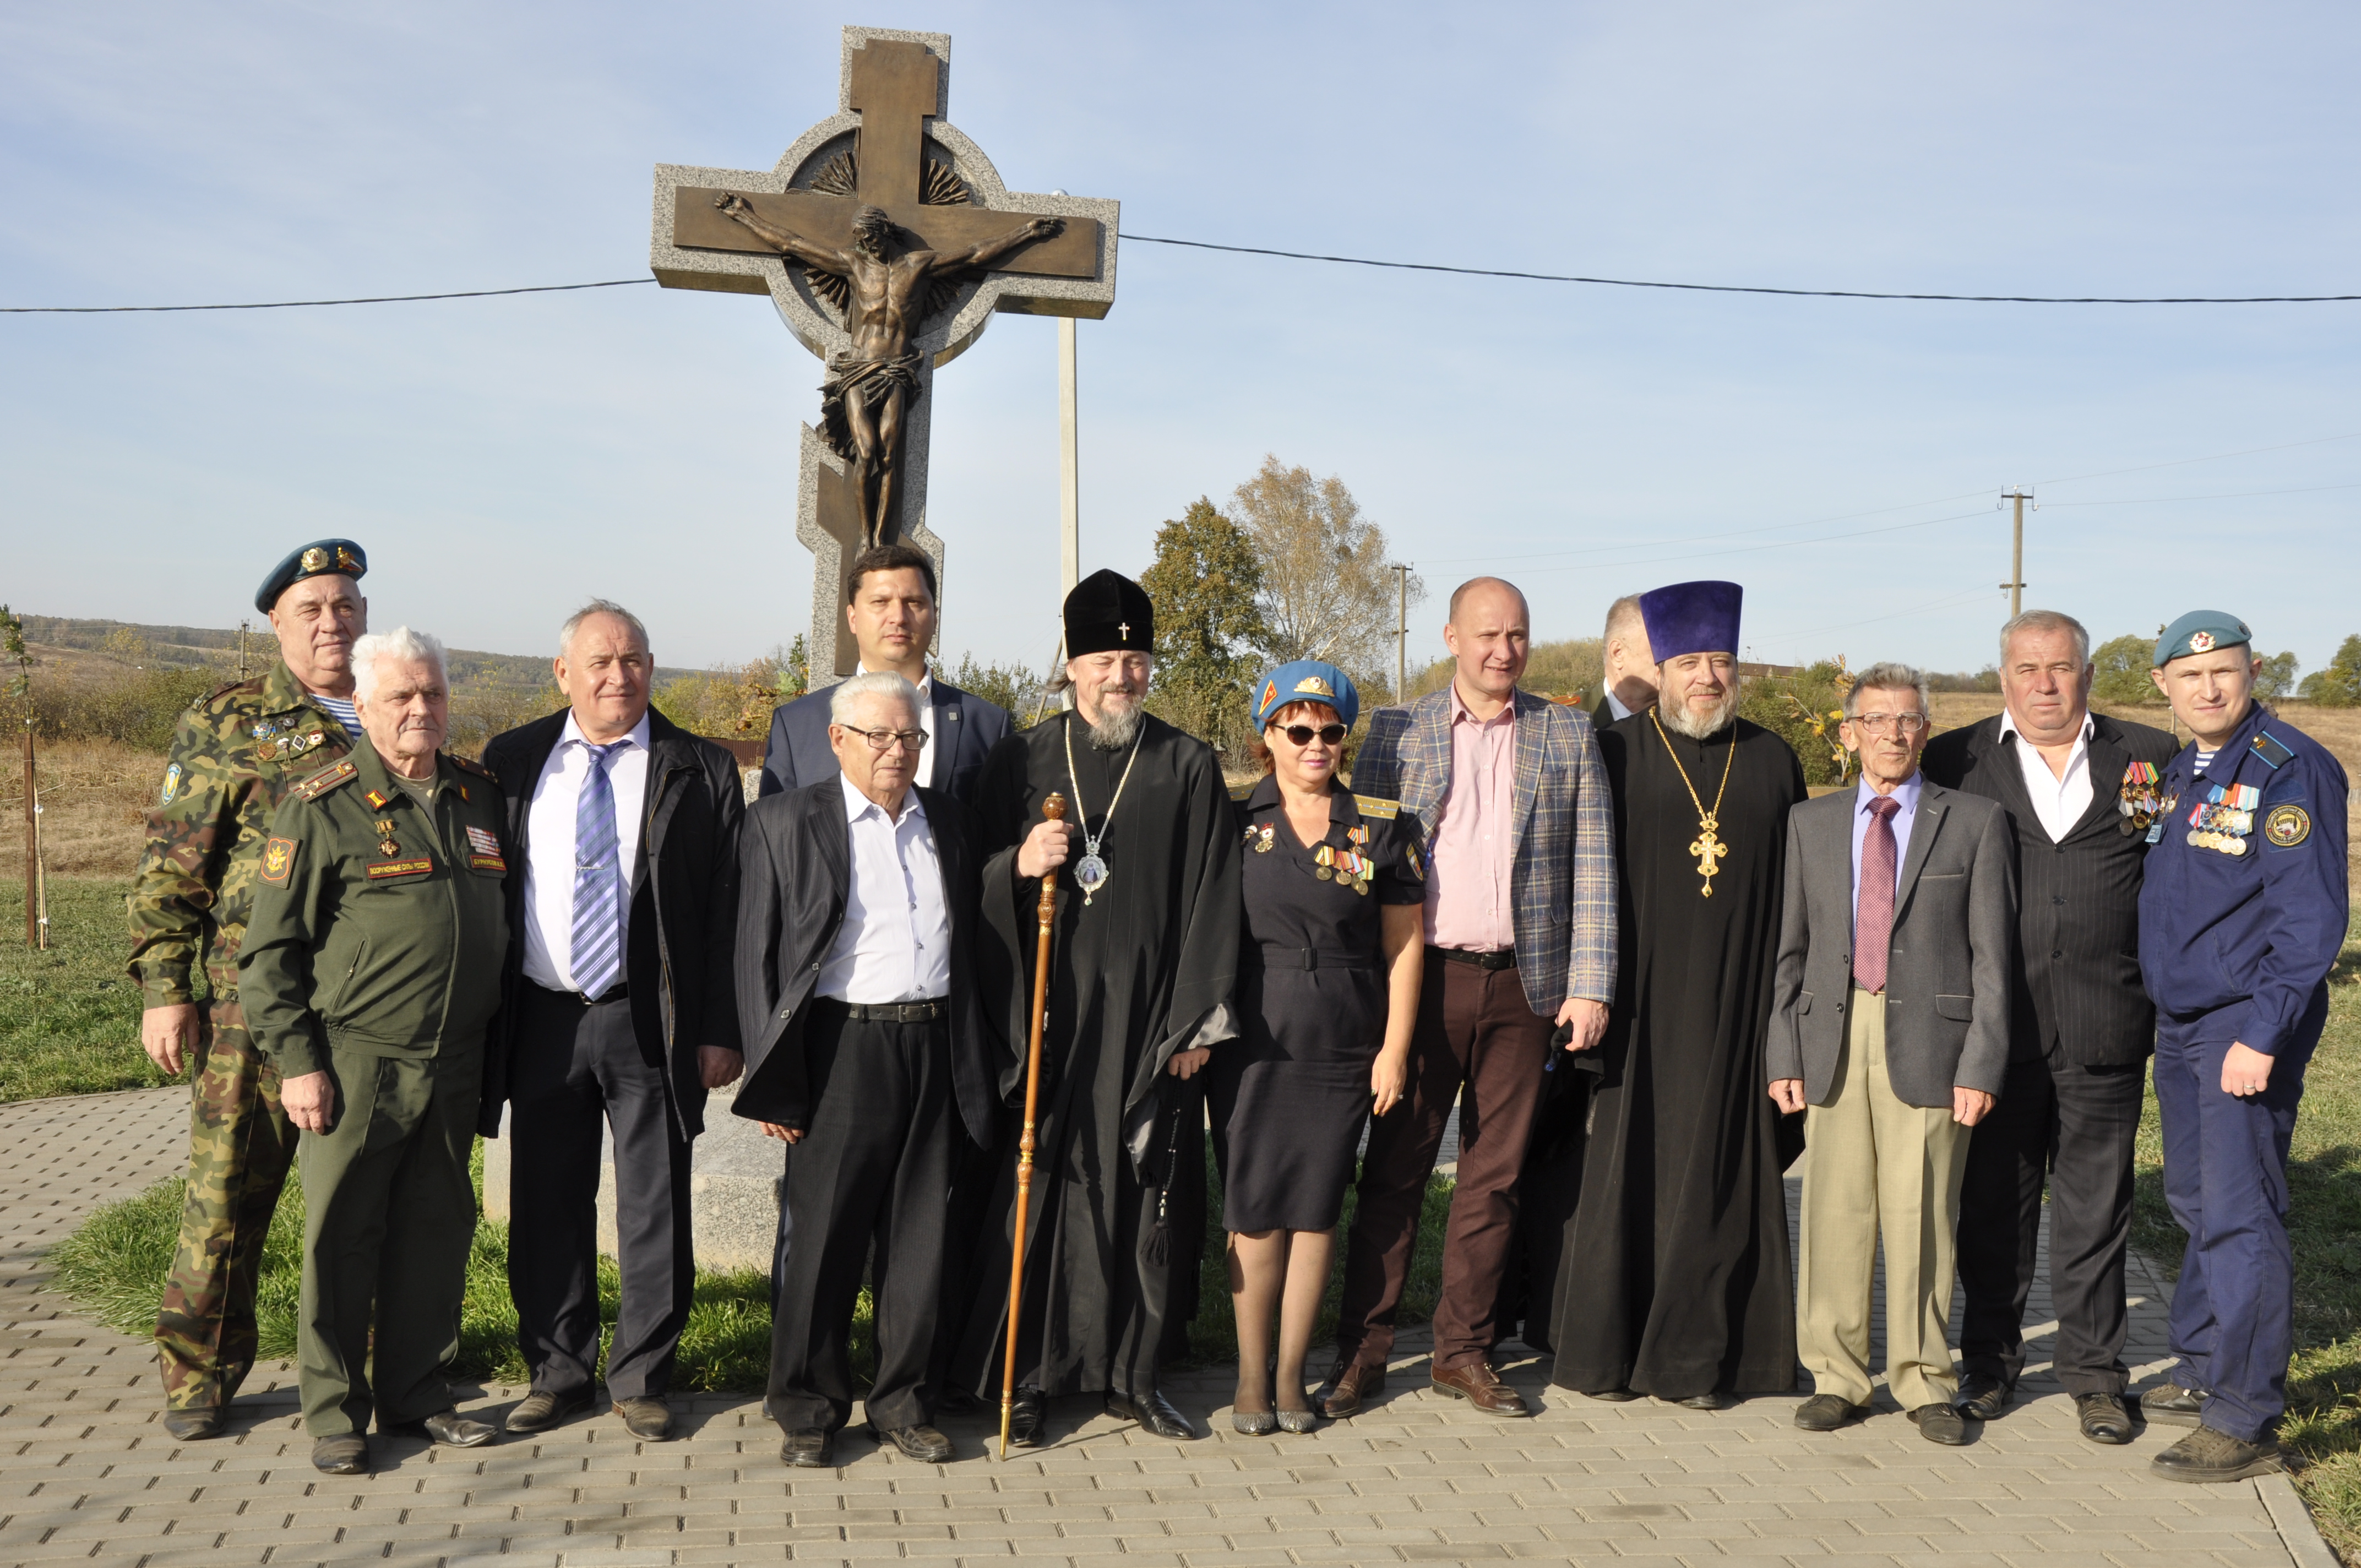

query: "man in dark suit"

left=1922, top=611, right=2178, bottom=1444
left=1770, top=662, right=2015, bottom=1446
left=734, top=672, right=997, bottom=1468
left=758, top=543, right=1011, bottom=805
left=482, top=601, right=744, bottom=1441
left=1588, top=592, right=1656, bottom=731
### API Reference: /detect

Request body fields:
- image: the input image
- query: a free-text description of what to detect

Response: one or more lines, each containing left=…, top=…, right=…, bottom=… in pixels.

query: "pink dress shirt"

left=1423, top=687, right=1518, bottom=950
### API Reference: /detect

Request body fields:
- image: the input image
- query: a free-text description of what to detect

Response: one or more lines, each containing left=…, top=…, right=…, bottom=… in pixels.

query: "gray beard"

left=1087, top=700, right=1143, bottom=750
left=1658, top=689, right=1739, bottom=741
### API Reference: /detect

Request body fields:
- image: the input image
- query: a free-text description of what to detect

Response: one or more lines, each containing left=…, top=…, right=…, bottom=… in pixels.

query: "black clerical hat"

left=1064, top=569, right=1155, bottom=658
left=255, top=538, right=368, bottom=613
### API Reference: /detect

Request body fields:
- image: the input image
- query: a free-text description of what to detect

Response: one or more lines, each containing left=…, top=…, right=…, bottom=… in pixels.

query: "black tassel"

left=1141, top=1097, right=1185, bottom=1267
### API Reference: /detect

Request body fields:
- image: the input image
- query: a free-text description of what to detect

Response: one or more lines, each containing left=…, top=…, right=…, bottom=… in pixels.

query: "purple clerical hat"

left=1637, top=580, right=1743, bottom=663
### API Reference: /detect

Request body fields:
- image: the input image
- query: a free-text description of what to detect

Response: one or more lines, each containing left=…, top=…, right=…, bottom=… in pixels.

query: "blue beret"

left=1639, top=579, right=1743, bottom=664
left=255, top=539, right=367, bottom=613
left=2155, top=610, right=2251, bottom=667
left=1252, top=660, right=1358, bottom=729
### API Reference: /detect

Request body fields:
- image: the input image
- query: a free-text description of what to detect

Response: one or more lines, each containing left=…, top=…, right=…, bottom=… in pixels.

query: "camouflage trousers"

left=154, top=998, right=300, bottom=1411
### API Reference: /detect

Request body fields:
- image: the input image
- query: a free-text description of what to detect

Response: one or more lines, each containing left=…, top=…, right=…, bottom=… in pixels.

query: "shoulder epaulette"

left=290, top=758, right=359, bottom=801
left=2251, top=731, right=2295, bottom=770
left=1354, top=793, right=1400, bottom=819
left=1228, top=782, right=1255, bottom=802
left=448, top=753, right=496, bottom=780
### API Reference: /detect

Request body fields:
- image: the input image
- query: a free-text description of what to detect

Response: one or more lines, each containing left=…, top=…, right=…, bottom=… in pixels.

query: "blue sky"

left=6, top=2, right=2358, bottom=680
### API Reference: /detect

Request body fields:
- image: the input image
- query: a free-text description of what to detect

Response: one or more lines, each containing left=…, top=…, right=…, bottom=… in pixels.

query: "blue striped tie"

left=569, top=740, right=628, bottom=999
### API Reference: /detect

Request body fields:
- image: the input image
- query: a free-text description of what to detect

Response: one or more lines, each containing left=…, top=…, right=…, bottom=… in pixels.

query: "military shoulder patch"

left=2263, top=803, right=2312, bottom=848
left=2251, top=731, right=2295, bottom=770
left=159, top=761, right=184, bottom=805
left=290, top=758, right=359, bottom=801
left=1353, top=793, right=1400, bottom=819
left=259, top=836, right=297, bottom=886
left=1228, top=782, right=1256, bottom=802
left=449, top=753, right=496, bottom=780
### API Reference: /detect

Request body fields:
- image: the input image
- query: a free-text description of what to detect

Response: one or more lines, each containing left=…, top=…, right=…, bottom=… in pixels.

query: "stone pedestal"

left=480, top=1086, right=781, bottom=1274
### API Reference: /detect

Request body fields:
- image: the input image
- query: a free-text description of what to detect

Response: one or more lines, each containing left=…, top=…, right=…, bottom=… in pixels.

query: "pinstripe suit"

left=1923, top=710, right=2179, bottom=1398
left=1332, top=687, right=1618, bottom=1377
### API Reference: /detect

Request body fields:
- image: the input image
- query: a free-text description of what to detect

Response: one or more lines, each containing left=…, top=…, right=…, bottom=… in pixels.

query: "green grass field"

left=1, top=877, right=173, bottom=1101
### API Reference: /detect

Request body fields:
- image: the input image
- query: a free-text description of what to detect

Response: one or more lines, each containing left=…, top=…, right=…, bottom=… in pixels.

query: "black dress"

left=1209, top=776, right=1425, bottom=1233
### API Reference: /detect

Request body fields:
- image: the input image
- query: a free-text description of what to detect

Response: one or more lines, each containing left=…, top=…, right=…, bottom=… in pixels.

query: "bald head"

left=1602, top=592, right=1656, bottom=714
left=1443, top=577, right=1531, bottom=711
left=1448, top=575, right=1528, bottom=625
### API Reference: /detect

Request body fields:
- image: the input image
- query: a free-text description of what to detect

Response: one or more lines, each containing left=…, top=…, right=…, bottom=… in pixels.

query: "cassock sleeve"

left=1119, top=739, right=1243, bottom=1115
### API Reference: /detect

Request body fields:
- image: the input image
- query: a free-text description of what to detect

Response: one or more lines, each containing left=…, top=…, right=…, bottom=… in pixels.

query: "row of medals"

left=252, top=717, right=329, bottom=764
left=2185, top=783, right=2260, bottom=857
left=1249, top=820, right=1375, bottom=895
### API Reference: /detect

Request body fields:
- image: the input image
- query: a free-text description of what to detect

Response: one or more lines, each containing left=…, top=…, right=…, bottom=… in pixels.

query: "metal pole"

left=20, top=726, right=35, bottom=950
left=1394, top=565, right=1409, bottom=703
left=2000, top=487, right=2031, bottom=619
left=1059, top=317, right=1080, bottom=597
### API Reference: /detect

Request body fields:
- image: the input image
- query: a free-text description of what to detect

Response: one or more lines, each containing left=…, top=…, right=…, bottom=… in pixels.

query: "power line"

left=0, top=279, right=654, bottom=313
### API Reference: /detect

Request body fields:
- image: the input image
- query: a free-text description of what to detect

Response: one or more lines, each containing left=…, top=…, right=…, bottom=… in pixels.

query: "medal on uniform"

left=1315, top=844, right=1334, bottom=881
left=1255, top=823, right=1276, bottom=853
left=1061, top=716, right=1143, bottom=908
left=1651, top=713, right=1737, bottom=896
left=375, top=818, right=399, bottom=857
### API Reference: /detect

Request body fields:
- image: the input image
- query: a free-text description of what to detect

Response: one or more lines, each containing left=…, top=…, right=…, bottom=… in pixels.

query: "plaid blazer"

left=1355, top=687, right=1617, bottom=1016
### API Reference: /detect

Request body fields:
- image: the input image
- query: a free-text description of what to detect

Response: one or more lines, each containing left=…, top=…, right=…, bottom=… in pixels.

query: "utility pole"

left=3, top=606, right=36, bottom=950
left=2000, top=486, right=2033, bottom=619
left=238, top=619, right=251, bottom=678
left=1392, top=564, right=1411, bottom=704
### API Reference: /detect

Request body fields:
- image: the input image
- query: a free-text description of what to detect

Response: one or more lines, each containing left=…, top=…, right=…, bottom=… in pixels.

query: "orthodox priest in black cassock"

left=1537, top=580, right=1806, bottom=1403
left=954, top=570, right=1241, bottom=1444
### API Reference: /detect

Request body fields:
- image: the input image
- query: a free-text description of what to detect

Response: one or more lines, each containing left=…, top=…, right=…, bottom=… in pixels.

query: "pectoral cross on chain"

left=1688, top=817, right=1729, bottom=897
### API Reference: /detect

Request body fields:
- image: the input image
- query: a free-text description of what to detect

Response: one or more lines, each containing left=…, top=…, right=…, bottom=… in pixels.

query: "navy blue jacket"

left=757, top=674, right=1011, bottom=808
left=2137, top=703, right=2348, bottom=1055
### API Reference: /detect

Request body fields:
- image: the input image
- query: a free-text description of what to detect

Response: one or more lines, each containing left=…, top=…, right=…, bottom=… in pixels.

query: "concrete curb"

left=2262, top=1474, right=2344, bottom=1568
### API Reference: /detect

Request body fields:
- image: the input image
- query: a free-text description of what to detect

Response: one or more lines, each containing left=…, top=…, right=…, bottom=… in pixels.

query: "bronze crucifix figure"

left=711, top=195, right=1060, bottom=551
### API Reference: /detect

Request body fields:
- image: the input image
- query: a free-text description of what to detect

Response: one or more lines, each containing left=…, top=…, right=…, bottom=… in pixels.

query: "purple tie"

left=1856, top=796, right=1900, bottom=994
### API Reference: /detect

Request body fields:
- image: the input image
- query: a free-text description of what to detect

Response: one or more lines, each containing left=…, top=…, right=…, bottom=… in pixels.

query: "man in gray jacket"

left=1769, top=662, right=2015, bottom=1446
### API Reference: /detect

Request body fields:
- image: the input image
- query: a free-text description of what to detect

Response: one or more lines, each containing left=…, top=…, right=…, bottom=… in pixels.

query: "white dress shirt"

left=817, top=776, right=951, bottom=1003
left=521, top=712, right=651, bottom=992
left=1603, top=688, right=1635, bottom=722
left=857, top=663, right=939, bottom=788
left=1999, top=707, right=2096, bottom=843
left=1848, top=771, right=1924, bottom=933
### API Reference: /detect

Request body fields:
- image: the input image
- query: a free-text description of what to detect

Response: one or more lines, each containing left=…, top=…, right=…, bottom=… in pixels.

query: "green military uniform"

left=238, top=742, right=509, bottom=1437
left=127, top=657, right=357, bottom=1411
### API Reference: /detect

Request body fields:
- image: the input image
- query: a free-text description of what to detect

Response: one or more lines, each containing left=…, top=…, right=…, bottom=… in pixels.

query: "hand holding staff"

left=1000, top=792, right=1067, bottom=1458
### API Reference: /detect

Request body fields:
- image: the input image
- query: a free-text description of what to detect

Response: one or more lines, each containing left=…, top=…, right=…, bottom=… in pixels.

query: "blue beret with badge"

left=1252, top=660, right=1359, bottom=729
left=255, top=538, right=368, bottom=614
left=2153, top=609, right=2251, bottom=668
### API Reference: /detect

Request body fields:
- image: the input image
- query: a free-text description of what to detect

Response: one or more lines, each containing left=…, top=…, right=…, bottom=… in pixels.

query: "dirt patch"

left=0, top=741, right=164, bottom=880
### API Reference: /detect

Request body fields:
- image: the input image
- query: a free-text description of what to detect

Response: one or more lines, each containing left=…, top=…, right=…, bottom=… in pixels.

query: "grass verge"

left=1, top=876, right=172, bottom=1102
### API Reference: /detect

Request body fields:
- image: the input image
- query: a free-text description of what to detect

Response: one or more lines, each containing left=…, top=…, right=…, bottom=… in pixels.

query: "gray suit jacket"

left=1767, top=778, right=2017, bottom=1108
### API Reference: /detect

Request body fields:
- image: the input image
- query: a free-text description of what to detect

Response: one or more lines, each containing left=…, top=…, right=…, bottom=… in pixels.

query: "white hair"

left=351, top=627, right=448, bottom=704
left=828, top=670, right=920, bottom=726
left=1844, top=661, right=1931, bottom=720
left=559, top=598, right=650, bottom=658
left=1999, top=609, right=2091, bottom=669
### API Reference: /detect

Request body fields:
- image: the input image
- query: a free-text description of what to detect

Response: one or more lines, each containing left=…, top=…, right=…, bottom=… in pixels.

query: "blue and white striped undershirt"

left=313, top=694, right=362, bottom=739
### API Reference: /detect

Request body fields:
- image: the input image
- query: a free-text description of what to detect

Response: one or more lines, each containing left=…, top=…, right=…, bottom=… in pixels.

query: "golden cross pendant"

left=1688, top=818, right=1728, bottom=897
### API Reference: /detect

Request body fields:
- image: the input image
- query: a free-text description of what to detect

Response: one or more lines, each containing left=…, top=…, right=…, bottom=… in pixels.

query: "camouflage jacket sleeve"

left=237, top=794, right=334, bottom=1078
left=126, top=695, right=250, bottom=1006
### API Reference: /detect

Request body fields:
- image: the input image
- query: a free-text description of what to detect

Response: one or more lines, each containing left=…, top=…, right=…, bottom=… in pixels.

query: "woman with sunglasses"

left=1211, top=660, right=1427, bottom=1434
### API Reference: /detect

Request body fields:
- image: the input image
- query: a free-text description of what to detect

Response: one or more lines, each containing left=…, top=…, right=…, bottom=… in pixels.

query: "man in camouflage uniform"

left=127, top=539, right=370, bottom=1440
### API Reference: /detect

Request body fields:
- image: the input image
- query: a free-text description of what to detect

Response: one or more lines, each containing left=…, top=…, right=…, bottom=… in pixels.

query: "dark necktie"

left=1855, top=795, right=1900, bottom=994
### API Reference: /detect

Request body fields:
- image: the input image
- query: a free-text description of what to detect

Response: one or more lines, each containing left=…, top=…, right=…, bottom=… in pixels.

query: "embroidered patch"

left=2264, top=804, right=2311, bottom=848
left=365, top=856, right=434, bottom=880
left=260, top=836, right=296, bottom=885
left=160, top=763, right=183, bottom=804
left=467, top=853, right=508, bottom=873
left=1352, top=793, right=1400, bottom=820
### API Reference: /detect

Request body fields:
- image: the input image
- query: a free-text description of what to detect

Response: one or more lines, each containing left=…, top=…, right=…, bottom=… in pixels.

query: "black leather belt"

left=532, top=979, right=628, bottom=1006
left=811, top=997, right=948, bottom=1023
left=1254, top=946, right=1377, bottom=972
left=1430, top=945, right=1516, bottom=971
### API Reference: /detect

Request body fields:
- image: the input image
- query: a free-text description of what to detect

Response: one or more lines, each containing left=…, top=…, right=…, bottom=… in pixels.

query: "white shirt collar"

left=560, top=710, right=651, bottom=753
left=840, top=773, right=925, bottom=826
left=1998, top=707, right=2094, bottom=745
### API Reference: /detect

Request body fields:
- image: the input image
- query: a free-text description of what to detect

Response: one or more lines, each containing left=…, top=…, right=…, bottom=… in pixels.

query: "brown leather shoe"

left=1314, top=1359, right=1386, bottom=1419
left=1430, top=1360, right=1530, bottom=1416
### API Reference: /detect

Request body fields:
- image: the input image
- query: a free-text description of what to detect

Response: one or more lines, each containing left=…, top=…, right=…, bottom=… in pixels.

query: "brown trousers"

left=1335, top=950, right=1553, bottom=1373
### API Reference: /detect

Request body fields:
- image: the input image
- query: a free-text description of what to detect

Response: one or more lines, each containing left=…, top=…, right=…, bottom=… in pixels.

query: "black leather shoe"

left=404, top=1408, right=497, bottom=1447
left=1107, top=1389, right=1200, bottom=1440
left=1955, top=1373, right=2011, bottom=1421
left=1005, top=1385, right=1046, bottom=1447
left=2140, top=1384, right=2210, bottom=1427
left=867, top=1421, right=954, bottom=1461
left=1585, top=1386, right=1642, bottom=1402
left=613, top=1396, right=674, bottom=1440
left=2152, top=1426, right=2282, bottom=1483
left=1909, top=1402, right=1971, bottom=1445
left=312, top=1434, right=369, bottom=1474
left=162, top=1406, right=224, bottom=1441
left=1793, top=1394, right=1867, bottom=1432
left=1656, top=1391, right=1729, bottom=1411
left=2076, top=1392, right=2134, bottom=1445
left=505, top=1389, right=595, bottom=1433
left=780, top=1428, right=836, bottom=1467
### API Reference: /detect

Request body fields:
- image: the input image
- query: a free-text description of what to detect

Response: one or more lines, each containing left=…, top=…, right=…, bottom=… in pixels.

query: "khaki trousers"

left=1797, top=986, right=1970, bottom=1409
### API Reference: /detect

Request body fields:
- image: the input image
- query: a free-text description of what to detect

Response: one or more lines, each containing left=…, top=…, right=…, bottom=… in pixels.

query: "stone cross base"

left=479, top=1087, right=781, bottom=1274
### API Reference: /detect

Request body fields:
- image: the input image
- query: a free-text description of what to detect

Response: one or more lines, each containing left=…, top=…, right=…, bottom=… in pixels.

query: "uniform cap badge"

left=2188, top=630, right=2216, bottom=652
left=300, top=546, right=329, bottom=573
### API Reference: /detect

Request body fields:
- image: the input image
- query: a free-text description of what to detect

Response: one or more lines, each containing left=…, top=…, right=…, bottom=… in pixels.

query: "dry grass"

left=0, top=739, right=163, bottom=879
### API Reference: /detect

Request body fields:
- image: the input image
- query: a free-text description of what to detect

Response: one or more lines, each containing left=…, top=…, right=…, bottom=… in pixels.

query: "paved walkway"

left=0, top=1087, right=2331, bottom=1568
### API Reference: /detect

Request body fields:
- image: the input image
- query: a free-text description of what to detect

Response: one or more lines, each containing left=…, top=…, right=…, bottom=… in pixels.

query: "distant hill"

left=18, top=615, right=697, bottom=689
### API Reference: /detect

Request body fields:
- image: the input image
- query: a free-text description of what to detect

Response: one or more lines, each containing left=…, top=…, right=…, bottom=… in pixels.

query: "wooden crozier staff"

left=1000, top=792, right=1067, bottom=1457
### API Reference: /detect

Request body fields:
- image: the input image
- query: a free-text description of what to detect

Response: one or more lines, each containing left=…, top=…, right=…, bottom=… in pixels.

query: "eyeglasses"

left=840, top=725, right=928, bottom=752
left=1849, top=712, right=1929, bottom=736
left=1272, top=722, right=1348, bottom=746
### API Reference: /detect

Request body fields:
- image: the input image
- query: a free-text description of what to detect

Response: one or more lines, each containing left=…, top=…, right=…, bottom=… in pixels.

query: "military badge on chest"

left=251, top=717, right=330, bottom=764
